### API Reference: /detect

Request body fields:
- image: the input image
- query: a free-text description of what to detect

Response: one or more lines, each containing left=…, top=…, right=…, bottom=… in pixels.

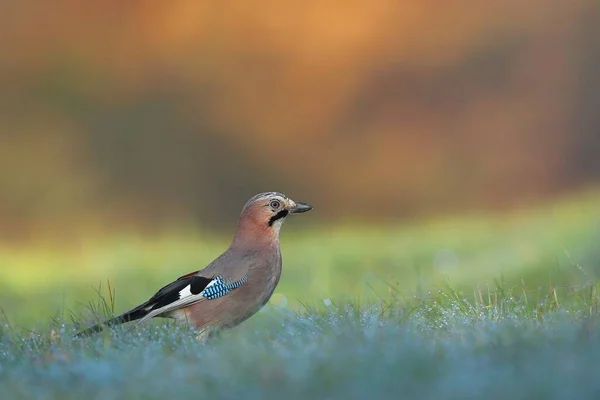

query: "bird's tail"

left=74, top=308, right=147, bottom=338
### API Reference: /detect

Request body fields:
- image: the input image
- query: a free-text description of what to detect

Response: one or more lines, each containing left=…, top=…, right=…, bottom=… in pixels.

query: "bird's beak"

left=288, top=201, right=313, bottom=214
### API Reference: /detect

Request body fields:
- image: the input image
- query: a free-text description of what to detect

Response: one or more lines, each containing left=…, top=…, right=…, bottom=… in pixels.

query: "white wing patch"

left=127, top=274, right=250, bottom=332
left=179, top=285, right=193, bottom=299
left=178, top=279, right=219, bottom=300
left=203, top=279, right=219, bottom=291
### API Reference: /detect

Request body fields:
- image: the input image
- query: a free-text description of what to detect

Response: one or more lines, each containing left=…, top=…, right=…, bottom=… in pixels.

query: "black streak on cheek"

left=268, top=210, right=289, bottom=226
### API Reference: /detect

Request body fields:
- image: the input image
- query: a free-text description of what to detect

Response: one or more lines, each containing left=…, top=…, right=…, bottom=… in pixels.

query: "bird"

left=75, top=191, right=312, bottom=340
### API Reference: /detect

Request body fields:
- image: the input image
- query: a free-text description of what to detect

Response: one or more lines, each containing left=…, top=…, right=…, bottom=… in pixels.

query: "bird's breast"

left=180, top=251, right=283, bottom=331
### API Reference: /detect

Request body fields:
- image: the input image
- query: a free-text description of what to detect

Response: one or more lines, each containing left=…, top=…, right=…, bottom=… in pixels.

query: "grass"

left=2, top=189, right=599, bottom=327
left=2, top=286, right=600, bottom=399
left=0, top=189, right=599, bottom=399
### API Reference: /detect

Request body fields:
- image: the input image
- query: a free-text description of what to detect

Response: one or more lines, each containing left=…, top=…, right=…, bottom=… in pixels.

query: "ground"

left=1, top=190, right=599, bottom=399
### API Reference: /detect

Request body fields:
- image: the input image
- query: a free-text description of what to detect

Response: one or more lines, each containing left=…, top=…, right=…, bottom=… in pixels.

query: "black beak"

left=289, top=201, right=313, bottom=214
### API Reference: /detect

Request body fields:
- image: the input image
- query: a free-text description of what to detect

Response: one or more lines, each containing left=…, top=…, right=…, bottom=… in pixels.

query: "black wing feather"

left=145, top=275, right=213, bottom=311
left=75, top=273, right=213, bottom=338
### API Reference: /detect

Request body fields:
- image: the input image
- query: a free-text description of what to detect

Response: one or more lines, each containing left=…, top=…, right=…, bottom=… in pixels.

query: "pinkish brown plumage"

left=75, top=192, right=312, bottom=340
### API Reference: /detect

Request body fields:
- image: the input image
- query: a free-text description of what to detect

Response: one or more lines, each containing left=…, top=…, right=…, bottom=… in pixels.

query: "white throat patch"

left=271, top=217, right=286, bottom=233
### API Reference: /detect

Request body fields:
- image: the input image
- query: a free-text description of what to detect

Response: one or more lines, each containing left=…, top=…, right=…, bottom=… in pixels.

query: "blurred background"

left=1, top=1, right=599, bottom=326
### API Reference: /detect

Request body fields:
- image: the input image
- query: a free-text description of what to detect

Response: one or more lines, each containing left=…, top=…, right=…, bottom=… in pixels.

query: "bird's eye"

left=269, top=200, right=281, bottom=209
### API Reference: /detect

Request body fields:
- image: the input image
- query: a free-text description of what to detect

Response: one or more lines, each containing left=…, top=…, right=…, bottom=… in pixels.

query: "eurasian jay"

left=75, top=192, right=312, bottom=339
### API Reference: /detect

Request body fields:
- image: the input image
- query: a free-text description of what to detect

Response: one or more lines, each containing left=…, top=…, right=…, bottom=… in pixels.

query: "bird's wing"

left=126, top=272, right=250, bottom=331
left=75, top=271, right=248, bottom=338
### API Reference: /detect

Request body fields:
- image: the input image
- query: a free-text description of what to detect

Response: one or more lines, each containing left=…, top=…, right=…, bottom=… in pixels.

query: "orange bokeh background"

left=1, top=0, right=599, bottom=241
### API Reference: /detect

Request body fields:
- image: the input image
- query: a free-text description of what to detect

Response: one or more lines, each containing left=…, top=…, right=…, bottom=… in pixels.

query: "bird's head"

left=232, top=192, right=313, bottom=248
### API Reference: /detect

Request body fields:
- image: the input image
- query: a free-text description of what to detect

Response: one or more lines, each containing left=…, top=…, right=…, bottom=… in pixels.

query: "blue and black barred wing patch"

left=126, top=273, right=250, bottom=331
left=143, top=274, right=213, bottom=312
left=154, top=273, right=249, bottom=310
left=200, top=275, right=250, bottom=300
left=142, top=273, right=249, bottom=312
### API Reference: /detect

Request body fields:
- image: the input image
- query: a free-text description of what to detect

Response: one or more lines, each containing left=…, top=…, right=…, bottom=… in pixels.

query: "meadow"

left=1, top=190, right=599, bottom=399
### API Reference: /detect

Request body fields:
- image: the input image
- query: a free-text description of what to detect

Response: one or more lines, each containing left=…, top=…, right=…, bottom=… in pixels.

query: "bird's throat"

left=232, top=220, right=283, bottom=250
